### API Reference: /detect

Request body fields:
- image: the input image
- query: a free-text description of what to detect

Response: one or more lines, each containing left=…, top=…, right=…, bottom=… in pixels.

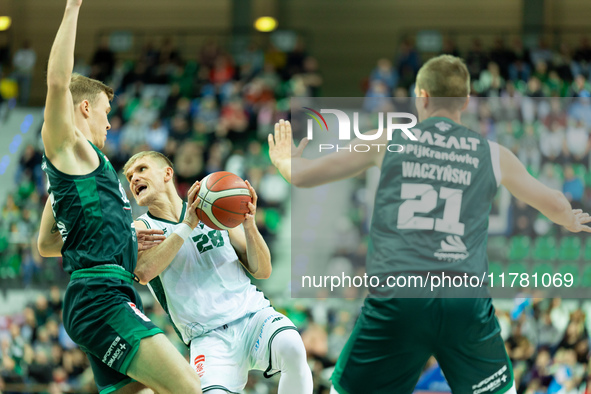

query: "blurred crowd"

left=0, top=36, right=320, bottom=286
left=2, top=34, right=591, bottom=393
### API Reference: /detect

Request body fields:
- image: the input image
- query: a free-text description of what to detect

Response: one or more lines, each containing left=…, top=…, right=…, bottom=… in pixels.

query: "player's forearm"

left=38, top=199, right=63, bottom=257
left=278, top=157, right=327, bottom=188
left=135, top=234, right=185, bottom=285
left=539, top=190, right=577, bottom=228
left=289, top=154, right=373, bottom=188
left=243, top=224, right=272, bottom=279
left=47, top=5, right=80, bottom=87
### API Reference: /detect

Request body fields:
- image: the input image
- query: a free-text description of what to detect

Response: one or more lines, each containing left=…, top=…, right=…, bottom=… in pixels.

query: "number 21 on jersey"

left=397, top=183, right=465, bottom=236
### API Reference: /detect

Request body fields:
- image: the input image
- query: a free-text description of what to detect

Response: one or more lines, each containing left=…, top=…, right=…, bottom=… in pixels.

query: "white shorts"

left=189, top=307, right=297, bottom=393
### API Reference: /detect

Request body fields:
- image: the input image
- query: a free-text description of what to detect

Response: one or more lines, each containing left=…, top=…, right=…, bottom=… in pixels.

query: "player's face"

left=126, top=158, right=167, bottom=206
left=88, top=92, right=111, bottom=149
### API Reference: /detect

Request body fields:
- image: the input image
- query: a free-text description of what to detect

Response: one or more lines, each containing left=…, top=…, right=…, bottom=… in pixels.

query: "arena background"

left=1, top=0, right=591, bottom=392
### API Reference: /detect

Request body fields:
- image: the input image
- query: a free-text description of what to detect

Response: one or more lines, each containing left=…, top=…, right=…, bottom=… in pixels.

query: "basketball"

left=196, top=171, right=252, bottom=231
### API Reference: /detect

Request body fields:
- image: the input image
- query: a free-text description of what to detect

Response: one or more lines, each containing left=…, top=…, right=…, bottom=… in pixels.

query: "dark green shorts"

left=63, top=266, right=163, bottom=394
left=332, top=297, right=513, bottom=394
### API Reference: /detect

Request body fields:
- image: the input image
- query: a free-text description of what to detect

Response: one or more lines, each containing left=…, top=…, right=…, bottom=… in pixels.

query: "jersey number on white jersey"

left=192, top=230, right=225, bottom=253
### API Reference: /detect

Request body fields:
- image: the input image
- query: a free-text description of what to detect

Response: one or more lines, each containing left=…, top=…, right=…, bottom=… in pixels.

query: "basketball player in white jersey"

left=122, top=150, right=313, bottom=394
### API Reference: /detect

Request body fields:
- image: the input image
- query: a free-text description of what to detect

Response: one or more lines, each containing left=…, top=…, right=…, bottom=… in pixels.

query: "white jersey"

left=138, top=202, right=270, bottom=344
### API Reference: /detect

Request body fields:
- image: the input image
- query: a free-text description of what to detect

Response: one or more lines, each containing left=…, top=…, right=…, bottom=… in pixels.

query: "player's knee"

left=273, top=330, right=307, bottom=366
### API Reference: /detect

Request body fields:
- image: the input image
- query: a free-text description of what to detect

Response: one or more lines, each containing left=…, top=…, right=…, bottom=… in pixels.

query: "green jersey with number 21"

left=367, top=117, right=501, bottom=279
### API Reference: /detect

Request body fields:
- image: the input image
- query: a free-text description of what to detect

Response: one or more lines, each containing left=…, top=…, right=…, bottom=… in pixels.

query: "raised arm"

left=228, top=181, right=271, bottom=279
left=38, top=198, right=63, bottom=257
left=499, top=145, right=591, bottom=232
left=268, top=120, right=383, bottom=188
left=41, top=0, right=82, bottom=159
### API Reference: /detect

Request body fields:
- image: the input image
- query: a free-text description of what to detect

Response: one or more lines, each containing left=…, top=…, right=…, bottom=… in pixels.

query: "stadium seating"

left=558, top=236, right=582, bottom=261
left=507, top=235, right=531, bottom=261
left=532, top=236, right=557, bottom=261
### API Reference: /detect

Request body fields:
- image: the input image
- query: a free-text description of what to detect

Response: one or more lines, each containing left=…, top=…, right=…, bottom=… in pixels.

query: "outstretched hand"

left=136, top=228, right=165, bottom=252
left=564, top=209, right=591, bottom=233
left=268, top=119, right=308, bottom=183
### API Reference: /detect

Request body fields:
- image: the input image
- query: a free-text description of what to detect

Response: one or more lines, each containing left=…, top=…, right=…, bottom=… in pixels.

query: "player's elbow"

left=254, top=264, right=272, bottom=280
left=37, top=242, right=49, bottom=258
left=291, top=172, right=315, bottom=188
left=134, top=265, right=155, bottom=285
left=291, top=172, right=303, bottom=188
left=46, top=73, right=70, bottom=90
left=37, top=239, right=58, bottom=258
left=548, top=190, right=571, bottom=217
left=135, top=271, right=152, bottom=286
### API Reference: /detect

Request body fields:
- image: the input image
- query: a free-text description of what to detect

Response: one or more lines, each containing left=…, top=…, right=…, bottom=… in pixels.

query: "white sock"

left=271, top=329, right=313, bottom=394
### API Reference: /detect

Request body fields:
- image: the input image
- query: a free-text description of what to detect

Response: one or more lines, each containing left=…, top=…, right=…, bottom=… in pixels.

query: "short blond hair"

left=416, top=55, right=470, bottom=109
left=70, top=73, right=114, bottom=105
left=123, top=151, right=174, bottom=179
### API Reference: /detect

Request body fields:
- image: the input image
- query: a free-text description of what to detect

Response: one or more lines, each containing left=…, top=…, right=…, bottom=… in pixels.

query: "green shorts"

left=63, top=265, right=163, bottom=394
left=332, top=297, right=513, bottom=394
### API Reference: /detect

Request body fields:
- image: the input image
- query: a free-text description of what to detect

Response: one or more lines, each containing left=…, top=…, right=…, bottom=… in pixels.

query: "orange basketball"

left=195, top=171, right=252, bottom=231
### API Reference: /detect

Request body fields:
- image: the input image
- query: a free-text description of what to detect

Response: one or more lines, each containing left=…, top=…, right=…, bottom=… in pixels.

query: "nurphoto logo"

left=303, top=108, right=418, bottom=152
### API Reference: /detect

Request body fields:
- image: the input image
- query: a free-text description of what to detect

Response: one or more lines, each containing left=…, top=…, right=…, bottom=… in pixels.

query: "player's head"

left=70, top=73, right=114, bottom=149
left=123, top=151, right=175, bottom=206
left=414, top=55, right=470, bottom=121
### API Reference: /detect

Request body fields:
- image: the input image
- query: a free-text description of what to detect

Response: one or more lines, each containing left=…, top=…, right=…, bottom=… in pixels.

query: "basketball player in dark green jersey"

left=37, top=1, right=202, bottom=393
left=269, top=55, right=591, bottom=394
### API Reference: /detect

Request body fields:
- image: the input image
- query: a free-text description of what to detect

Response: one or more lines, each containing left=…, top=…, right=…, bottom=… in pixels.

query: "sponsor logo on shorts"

left=128, top=303, right=151, bottom=322
left=472, top=365, right=508, bottom=394
left=102, top=336, right=127, bottom=367
left=255, top=313, right=283, bottom=352
left=194, top=355, right=205, bottom=377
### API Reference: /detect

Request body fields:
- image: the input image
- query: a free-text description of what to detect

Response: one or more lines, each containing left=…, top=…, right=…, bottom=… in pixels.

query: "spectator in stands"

left=90, top=37, right=115, bottom=82
left=300, top=57, right=323, bottom=97
left=539, top=121, right=566, bottom=163
left=530, top=38, right=553, bottom=67
left=285, top=38, right=308, bottom=77
left=490, top=37, right=514, bottom=78
left=538, top=163, right=563, bottom=191
left=537, top=312, right=562, bottom=349
left=17, top=144, right=43, bottom=194
left=511, top=199, right=537, bottom=237
left=396, top=38, right=420, bottom=76
left=146, top=119, right=169, bottom=152
left=564, top=119, right=590, bottom=164
left=477, top=62, right=505, bottom=96
left=573, top=36, right=591, bottom=78
left=509, top=58, right=532, bottom=84
left=370, top=58, right=398, bottom=92
left=562, top=165, right=585, bottom=209
left=364, top=80, right=392, bottom=112
left=547, top=349, right=584, bottom=394
left=12, top=40, right=36, bottom=106
left=570, top=74, right=591, bottom=97
left=465, top=39, right=489, bottom=79
left=0, top=33, right=9, bottom=74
